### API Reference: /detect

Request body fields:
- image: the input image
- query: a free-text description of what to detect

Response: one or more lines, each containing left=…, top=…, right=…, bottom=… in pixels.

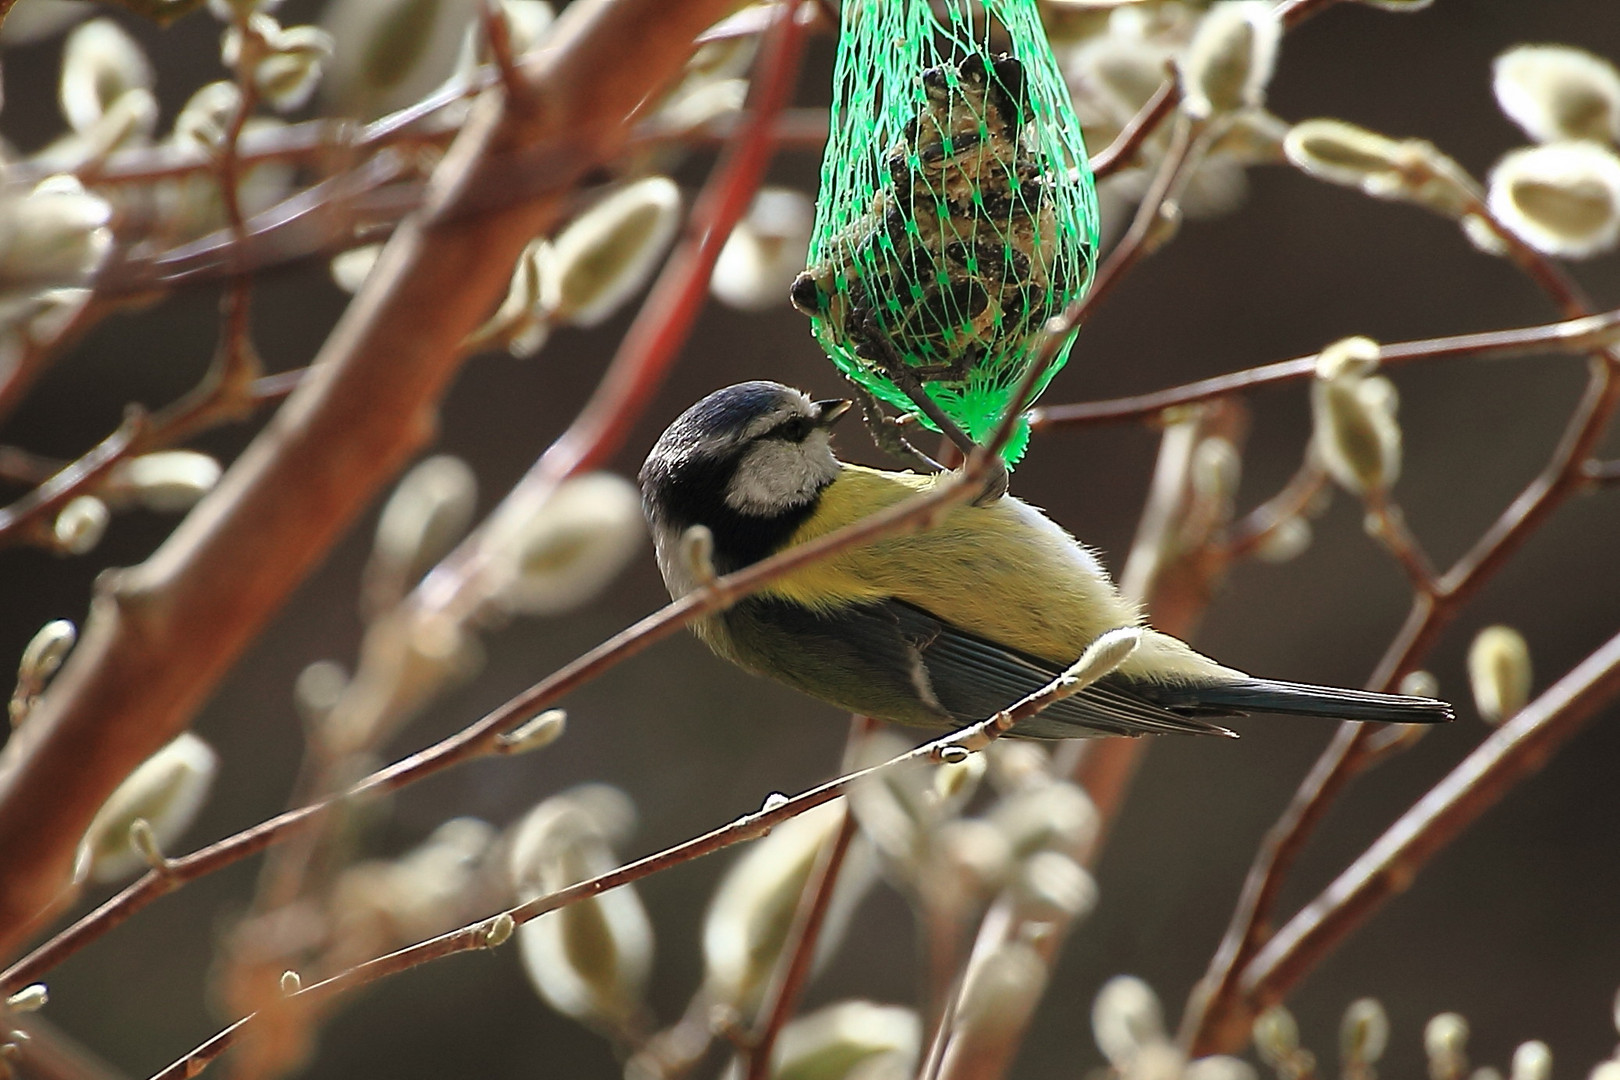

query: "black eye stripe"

left=771, top=416, right=814, bottom=442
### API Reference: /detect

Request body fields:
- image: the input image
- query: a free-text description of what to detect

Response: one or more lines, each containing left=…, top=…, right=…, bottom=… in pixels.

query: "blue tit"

left=638, top=381, right=1454, bottom=739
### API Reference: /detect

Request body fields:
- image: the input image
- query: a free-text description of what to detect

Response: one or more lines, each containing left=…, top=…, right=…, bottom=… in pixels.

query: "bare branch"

left=1242, top=625, right=1620, bottom=1004
left=0, top=0, right=745, bottom=961
left=1030, top=307, right=1620, bottom=429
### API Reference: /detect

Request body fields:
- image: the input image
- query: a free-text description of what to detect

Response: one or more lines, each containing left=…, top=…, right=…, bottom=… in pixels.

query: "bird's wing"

left=721, top=596, right=1234, bottom=739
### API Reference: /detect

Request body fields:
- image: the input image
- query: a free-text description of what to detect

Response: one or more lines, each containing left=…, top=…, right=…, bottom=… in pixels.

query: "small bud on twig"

left=495, top=709, right=567, bottom=755
left=76, top=732, right=219, bottom=884
left=128, top=819, right=169, bottom=874
left=1093, top=975, right=1166, bottom=1069
left=1312, top=337, right=1401, bottom=496
left=1340, top=998, right=1390, bottom=1071
left=3, top=985, right=47, bottom=1014
left=52, top=495, right=109, bottom=556
left=484, top=913, right=515, bottom=949
left=1178, top=2, right=1281, bottom=120
left=1424, top=1013, right=1469, bottom=1080
left=279, top=970, right=302, bottom=996
left=1511, top=1042, right=1552, bottom=1080
left=1468, top=625, right=1532, bottom=725
left=10, top=619, right=76, bottom=727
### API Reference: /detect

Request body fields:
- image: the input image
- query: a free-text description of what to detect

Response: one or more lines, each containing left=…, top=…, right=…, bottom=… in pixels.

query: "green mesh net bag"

left=790, top=0, right=1098, bottom=464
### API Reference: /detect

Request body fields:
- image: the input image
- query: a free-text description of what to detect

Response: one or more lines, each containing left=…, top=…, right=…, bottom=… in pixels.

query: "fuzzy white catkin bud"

left=0, top=177, right=114, bottom=290
left=110, top=451, right=223, bottom=512
left=367, top=454, right=478, bottom=610
left=480, top=472, right=644, bottom=616
left=1488, top=141, right=1620, bottom=259
left=2, top=1, right=90, bottom=44
left=543, top=177, right=683, bottom=327
left=1011, top=850, right=1097, bottom=924
left=5, top=984, right=48, bottom=1013
left=1312, top=337, right=1401, bottom=496
left=1425, top=1013, right=1469, bottom=1080
left=59, top=19, right=153, bottom=134
left=1284, top=120, right=1478, bottom=219
left=1092, top=975, right=1166, bottom=1069
left=1590, top=1065, right=1620, bottom=1080
left=173, top=82, right=243, bottom=152
left=989, top=779, right=1098, bottom=861
left=293, top=659, right=348, bottom=726
left=1512, top=1042, right=1552, bottom=1080
left=76, top=732, right=219, bottom=884
left=1186, top=1057, right=1260, bottom=1080
left=330, top=244, right=383, bottom=294
left=321, top=0, right=480, bottom=117
left=1178, top=2, right=1281, bottom=120
left=1494, top=45, right=1620, bottom=145
left=1255, top=516, right=1312, bottom=564
left=702, top=802, right=874, bottom=1011
left=1253, top=1005, right=1300, bottom=1066
left=497, top=709, right=567, bottom=754
left=18, top=619, right=76, bottom=685
left=1064, top=627, right=1143, bottom=692
left=1400, top=669, right=1440, bottom=700
left=1341, top=998, right=1390, bottom=1067
left=53, top=495, right=110, bottom=556
left=253, top=24, right=335, bottom=112
left=482, top=237, right=553, bottom=357
left=11, top=619, right=77, bottom=727
left=509, top=788, right=654, bottom=1030
left=741, top=1002, right=921, bottom=1080
left=934, top=818, right=1014, bottom=895
left=1468, top=625, right=1532, bottom=726
left=711, top=188, right=816, bottom=312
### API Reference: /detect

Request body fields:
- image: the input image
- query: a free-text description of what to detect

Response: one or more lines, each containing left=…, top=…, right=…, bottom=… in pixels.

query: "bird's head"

left=641, top=382, right=852, bottom=534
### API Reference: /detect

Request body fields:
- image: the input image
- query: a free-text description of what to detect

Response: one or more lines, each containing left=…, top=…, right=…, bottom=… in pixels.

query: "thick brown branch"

left=0, top=0, right=742, bottom=961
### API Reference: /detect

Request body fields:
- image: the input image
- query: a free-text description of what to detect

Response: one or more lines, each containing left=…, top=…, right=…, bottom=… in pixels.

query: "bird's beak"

left=813, top=398, right=853, bottom=427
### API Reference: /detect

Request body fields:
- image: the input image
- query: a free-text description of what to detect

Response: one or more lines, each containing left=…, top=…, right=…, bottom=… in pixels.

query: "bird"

left=638, top=381, right=1454, bottom=739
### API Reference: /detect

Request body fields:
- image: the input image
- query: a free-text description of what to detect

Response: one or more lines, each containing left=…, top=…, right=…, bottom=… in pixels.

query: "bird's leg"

left=850, top=310, right=1007, bottom=504
left=846, top=381, right=945, bottom=473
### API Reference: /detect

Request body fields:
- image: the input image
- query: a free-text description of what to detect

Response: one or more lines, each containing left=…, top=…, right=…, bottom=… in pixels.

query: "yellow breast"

left=758, top=465, right=1143, bottom=666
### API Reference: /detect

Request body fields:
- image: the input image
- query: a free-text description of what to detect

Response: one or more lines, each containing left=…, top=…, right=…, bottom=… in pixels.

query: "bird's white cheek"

left=724, top=438, right=839, bottom=515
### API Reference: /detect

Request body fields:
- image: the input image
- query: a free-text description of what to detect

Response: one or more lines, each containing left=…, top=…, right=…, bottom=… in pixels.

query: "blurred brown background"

left=3, top=1, right=1620, bottom=1077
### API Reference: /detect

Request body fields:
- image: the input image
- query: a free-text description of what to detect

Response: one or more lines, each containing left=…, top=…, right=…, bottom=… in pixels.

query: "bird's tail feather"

left=1154, top=678, right=1455, bottom=724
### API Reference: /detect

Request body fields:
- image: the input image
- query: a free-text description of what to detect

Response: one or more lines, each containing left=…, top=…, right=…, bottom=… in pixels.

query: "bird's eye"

left=774, top=416, right=813, bottom=442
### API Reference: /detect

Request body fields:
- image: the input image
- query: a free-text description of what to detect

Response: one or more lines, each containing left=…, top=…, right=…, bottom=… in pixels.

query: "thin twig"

left=1581, top=459, right=1620, bottom=487
left=1241, top=625, right=1620, bottom=1002
left=1089, top=76, right=1179, bottom=179
left=146, top=633, right=1130, bottom=1079
left=1363, top=498, right=1438, bottom=597
left=1029, top=307, right=1620, bottom=429
left=1182, top=214, right=1620, bottom=1058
